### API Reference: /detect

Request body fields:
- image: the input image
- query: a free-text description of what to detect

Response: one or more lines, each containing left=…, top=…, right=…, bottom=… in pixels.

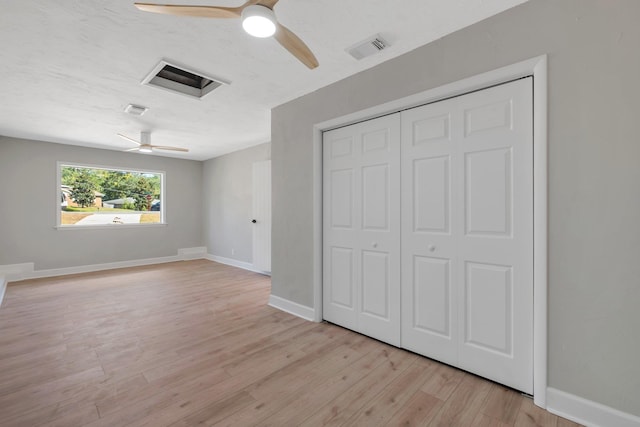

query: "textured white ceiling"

left=0, top=0, right=528, bottom=160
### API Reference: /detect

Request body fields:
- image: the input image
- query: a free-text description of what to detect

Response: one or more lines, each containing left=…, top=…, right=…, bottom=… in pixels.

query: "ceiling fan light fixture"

left=139, top=146, right=153, bottom=154
left=241, top=5, right=276, bottom=38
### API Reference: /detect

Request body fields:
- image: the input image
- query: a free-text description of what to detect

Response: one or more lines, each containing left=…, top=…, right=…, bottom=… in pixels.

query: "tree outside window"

left=58, top=163, right=164, bottom=227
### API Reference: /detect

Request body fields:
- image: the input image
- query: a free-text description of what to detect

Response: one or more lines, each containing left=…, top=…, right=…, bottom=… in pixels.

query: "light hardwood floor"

left=0, top=260, right=580, bottom=426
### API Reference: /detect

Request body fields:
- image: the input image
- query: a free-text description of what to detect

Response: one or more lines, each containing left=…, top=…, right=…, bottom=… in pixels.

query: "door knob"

left=372, top=242, right=378, bottom=248
left=251, top=219, right=257, bottom=223
left=428, top=245, right=436, bottom=252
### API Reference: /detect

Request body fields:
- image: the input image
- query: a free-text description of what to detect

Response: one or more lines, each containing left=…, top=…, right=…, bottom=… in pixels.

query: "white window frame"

left=56, top=161, right=166, bottom=230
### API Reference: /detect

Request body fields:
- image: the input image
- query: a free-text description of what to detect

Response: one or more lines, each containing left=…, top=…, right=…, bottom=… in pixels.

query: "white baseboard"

left=0, top=275, right=7, bottom=307
left=178, top=246, right=207, bottom=260
left=547, top=387, right=640, bottom=427
left=268, top=294, right=316, bottom=322
left=206, top=254, right=270, bottom=276
left=0, top=247, right=207, bottom=282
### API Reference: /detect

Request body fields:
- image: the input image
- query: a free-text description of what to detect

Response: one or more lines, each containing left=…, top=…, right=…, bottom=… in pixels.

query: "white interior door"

left=401, top=78, right=533, bottom=393
left=322, top=78, right=533, bottom=393
left=400, top=95, right=459, bottom=365
left=322, top=114, right=401, bottom=346
left=252, top=160, right=271, bottom=273
left=455, top=79, right=533, bottom=393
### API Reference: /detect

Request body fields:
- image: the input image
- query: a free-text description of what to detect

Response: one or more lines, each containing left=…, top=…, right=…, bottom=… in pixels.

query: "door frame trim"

left=312, top=55, right=548, bottom=408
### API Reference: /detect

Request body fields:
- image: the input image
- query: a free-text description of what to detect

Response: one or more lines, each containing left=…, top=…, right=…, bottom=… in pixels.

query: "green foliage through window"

left=70, top=169, right=97, bottom=208
left=59, top=164, right=163, bottom=226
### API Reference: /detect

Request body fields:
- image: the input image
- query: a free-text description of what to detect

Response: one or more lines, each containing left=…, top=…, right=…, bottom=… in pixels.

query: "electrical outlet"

left=231, top=249, right=235, bottom=256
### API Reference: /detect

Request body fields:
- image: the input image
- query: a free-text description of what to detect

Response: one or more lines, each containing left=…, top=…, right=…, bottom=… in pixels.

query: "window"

left=57, top=163, right=164, bottom=228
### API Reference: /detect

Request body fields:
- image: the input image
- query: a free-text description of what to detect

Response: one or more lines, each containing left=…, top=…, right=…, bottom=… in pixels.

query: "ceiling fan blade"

left=134, top=3, right=242, bottom=19
left=274, top=22, right=318, bottom=69
left=152, top=145, right=190, bottom=152
left=257, top=0, right=280, bottom=8
left=117, top=133, right=142, bottom=146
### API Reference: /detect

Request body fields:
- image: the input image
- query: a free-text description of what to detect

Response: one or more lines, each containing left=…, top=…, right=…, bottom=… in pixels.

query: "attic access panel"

left=142, top=60, right=229, bottom=99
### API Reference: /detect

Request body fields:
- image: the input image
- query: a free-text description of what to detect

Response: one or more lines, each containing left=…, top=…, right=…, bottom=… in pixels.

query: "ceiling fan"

left=118, top=131, right=189, bottom=153
left=133, top=0, right=319, bottom=69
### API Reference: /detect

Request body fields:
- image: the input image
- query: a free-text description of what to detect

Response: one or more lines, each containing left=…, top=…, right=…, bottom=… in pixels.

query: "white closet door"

left=401, top=78, right=533, bottom=393
left=456, top=79, right=533, bottom=393
left=400, top=96, right=459, bottom=364
left=323, top=114, right=401, bottom=346
left=252, top=160, right=271, bottom=272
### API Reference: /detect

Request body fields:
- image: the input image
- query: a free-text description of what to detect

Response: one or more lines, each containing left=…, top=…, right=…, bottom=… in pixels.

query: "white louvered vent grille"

left=347, top=34, right=389, bottom=60
left=141, top=60, right=229, bottom=99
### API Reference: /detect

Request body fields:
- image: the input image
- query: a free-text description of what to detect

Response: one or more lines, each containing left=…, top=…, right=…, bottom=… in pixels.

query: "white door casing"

left=322, top=114, right=401, bottom=346
left=400, top=78, right=533, bottom=393
left=252, top=160, right=271, bottom=273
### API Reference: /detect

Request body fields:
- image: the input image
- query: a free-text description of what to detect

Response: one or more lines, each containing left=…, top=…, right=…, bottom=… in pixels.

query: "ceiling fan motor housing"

left=241, top=5, right=277, bottom=38
left=141, top=131, right=151, bottom=145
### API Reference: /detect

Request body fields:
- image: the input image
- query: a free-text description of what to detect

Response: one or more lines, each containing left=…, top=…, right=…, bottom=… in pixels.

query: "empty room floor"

left=0, top=260, right=580, bottom=426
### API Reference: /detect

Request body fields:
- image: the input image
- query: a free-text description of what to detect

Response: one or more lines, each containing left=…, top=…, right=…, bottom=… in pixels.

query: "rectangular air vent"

left=142, top=60, right=229, bottom=99
left=346, top=34, right=389, bottom=60
left=124, top=104, right=148, bottom=116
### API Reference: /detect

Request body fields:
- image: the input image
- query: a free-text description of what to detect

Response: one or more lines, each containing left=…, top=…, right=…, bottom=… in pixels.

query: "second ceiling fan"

left=118, top=132, right=189, bottom=153
left=134, top=0, right=319, bottom=69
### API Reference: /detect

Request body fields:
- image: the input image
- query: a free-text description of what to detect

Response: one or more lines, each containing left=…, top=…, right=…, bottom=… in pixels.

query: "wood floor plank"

left=38, top=404, right=100, bottom=427
left=420, top=362, right=466, bottom=401
left=481, top=383, right=525, bottom=425
left=427, top=373, right=493, bottom=426
left=0, top=260, right=581, bottom=427
left=515, top=396, right=559, bottom=427
left=299, top=348, right=420, bottom=426
left=214, top=339, right=369, bottom=426
left=257, top=343, right=391, bottom=427
left=0, top=348, right=100, bottom=396
left=472, top=413, right=513, bottom=427
left=0, top=366, right=105, bottom=419
left=85, top=387, right=178, bottom=427
left=385, top=389, right=443, bottom=426
left=165, top=390, right=256, bottom=427
left=126, top=333, right=350, bottom=426
left=344, top=357, right=440, bottom=426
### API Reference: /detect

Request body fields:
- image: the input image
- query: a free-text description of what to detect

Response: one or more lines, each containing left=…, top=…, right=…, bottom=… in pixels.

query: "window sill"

left=55, top=223, right=168, bottom=231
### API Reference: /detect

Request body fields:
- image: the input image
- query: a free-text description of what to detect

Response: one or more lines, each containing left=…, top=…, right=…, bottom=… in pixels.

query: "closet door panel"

left=323, top=128, right=359, bottom=329
left=456, top=78, right=533, bottom=394
left=323, top=113, right=401, bottom=346
left=401, top=99, right=459, bottom=363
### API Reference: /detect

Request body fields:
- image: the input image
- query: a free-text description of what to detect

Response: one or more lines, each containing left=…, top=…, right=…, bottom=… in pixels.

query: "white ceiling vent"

left=346, top=34, right=389, bottom=60
left=142, top=60, right=230, bottom=99
left=124, top=104, right=148, bottom=116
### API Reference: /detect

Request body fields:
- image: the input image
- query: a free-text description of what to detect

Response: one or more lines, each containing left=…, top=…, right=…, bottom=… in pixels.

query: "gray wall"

left=271, top=0, right=640, bottom=416
left=0, top=136, right=203, bottom=270
left=203, top=142, right=270, bottom=263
